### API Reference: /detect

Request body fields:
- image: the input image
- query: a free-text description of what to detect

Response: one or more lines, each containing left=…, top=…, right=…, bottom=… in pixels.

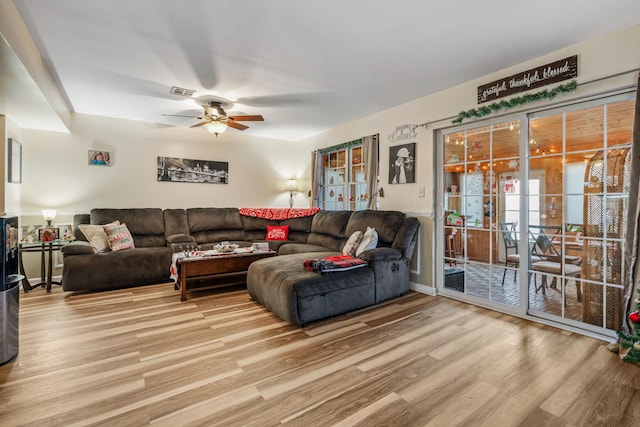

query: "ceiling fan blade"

left=190, top=120, right=211, bottom=128
left=162, top=114, right=203, bottom=118
left=228, top=115, right=264, bottom=122
left=227, top=121, right=249, bottom=131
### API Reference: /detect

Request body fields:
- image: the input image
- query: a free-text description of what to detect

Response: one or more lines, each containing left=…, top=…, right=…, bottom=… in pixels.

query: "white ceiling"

left=6, top=0, right=640, bottom=141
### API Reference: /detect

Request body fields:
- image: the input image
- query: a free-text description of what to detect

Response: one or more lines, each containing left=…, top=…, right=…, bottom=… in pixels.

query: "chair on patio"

left=529, top=225, right=582, bottom=303
left=499, top=222, right=542, bottom=286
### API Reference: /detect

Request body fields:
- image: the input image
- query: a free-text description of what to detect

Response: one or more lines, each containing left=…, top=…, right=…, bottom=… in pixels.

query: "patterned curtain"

left=362, top=134, right=379, bottom=210
left=623, top=74, right=640, bottom=333
left=309, top=150, right=321, bottom=208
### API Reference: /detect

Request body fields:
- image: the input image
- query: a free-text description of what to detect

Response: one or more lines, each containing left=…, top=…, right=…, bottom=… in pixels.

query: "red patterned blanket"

left=303, top=255, right=368, bottom=274
left=239, top=207, right=320, bottom=220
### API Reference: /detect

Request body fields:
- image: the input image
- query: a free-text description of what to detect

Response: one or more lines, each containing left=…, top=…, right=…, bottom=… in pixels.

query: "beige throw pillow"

left=356, top=227, right=378, bottom=256
left=342, top=231, right=363, bottom=256
left=78, top=220, right=120, bottom=253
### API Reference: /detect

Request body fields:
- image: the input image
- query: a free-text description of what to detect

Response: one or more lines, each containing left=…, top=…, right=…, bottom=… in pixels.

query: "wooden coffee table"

left=176, top=250, right=276, bottom=301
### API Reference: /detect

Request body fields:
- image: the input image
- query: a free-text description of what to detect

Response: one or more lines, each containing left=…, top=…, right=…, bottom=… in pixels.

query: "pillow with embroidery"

left=342, top=231, right=363, bottom=256
left=78, top=220, right=120, bottom=253
left=266, top=225, right=289, bottom=241
left=356, top=227, right=378, bottom=256
left=103, top=222, right=135, bottom=251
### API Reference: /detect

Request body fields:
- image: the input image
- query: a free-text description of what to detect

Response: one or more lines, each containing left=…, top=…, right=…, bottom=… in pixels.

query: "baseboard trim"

left=409, top=281, right=436, bottom=296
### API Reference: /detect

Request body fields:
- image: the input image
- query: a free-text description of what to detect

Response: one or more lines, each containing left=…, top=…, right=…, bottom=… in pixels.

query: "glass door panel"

left=528, top=98, right=633, bottom=333
left=441, top=120, right=521, bottom=308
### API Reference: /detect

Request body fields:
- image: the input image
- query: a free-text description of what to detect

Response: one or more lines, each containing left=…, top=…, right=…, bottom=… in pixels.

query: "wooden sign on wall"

left=477, top=55, right=577, bottom=104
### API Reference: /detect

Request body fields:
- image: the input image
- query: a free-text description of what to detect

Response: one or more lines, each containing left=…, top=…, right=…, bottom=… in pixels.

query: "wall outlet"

left=418, top=186, right=425, bottom=197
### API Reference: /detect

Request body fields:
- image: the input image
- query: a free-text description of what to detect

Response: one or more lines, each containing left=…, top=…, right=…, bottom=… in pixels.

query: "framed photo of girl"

left=88, top=150, right=111, bottom=166
left=389, top=142, right=416, bottom=184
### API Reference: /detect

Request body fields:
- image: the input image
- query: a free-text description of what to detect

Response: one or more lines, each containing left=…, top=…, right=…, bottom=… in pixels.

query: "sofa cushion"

left=307, top=210, right=353, bottom=252
left=240, top=216, right=278, bottom=240
left=281, top=216, right=314, bottom=243
left=90, top=208, right=166, bottom=248
left=164, top=209, right=190, bottom=238
left=278, top=243, right=338, bottom=256
left=345, top=210, right=405, bottom=247
left=187, top=207, right=245, bottom=244
left=62, top=247, right=172, bottom=292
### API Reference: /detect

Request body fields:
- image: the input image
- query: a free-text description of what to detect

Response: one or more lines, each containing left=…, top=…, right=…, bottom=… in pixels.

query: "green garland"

left=617, top=289, right=640, bottom=364
left=452, top=80, right=578, bottom=125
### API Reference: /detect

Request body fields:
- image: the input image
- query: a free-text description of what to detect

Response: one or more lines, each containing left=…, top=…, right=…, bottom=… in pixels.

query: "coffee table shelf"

left=175, top=250, right=276, bottom=301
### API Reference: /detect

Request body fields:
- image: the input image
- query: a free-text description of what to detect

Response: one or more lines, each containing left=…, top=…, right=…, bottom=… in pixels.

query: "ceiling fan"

left=166, top=101, right=264, bottom=135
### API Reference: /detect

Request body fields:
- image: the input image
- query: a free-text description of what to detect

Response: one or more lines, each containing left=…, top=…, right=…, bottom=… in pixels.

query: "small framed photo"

left=89, top=150, right=111, bottom=166
left=8, top=138, right=22, bottom=183
left=38, top=227, right=60, bottom=241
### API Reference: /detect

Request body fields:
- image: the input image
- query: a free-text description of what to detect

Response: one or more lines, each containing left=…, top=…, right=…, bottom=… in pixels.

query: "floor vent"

left=169, top=86, right=196, bottom=97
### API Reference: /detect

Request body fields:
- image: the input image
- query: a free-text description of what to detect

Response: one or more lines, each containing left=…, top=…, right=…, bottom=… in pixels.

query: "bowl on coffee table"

left=214, top=243, right=239, bottom=253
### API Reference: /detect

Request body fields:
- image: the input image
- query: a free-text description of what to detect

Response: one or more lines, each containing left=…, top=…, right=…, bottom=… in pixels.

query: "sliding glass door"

left=442, top=119, right=523, bottom=309
left=527, top=97, right=634, bottom=331
left=438, top=92, right=636, bottom=336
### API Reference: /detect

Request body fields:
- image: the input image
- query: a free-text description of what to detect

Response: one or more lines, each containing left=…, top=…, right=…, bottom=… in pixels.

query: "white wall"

left=21, top=113, right=310, bottom=215
left=2, top=115, right=22, bottom=216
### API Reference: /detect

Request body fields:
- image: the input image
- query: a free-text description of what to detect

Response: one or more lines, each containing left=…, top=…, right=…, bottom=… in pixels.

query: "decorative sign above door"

left=477, top=55, right=577, bottom=104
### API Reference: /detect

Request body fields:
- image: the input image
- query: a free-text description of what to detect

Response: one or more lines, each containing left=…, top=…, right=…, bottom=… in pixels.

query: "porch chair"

left=499, top=222, right=541, bottom=286
left=529, top=226, right=582, bottom=303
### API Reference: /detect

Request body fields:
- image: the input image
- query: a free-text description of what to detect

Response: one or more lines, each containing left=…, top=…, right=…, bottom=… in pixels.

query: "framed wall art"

left=8, top=138, right=22, bottom=183
left=157, top=156, right=229, bottom=184
left=389, top=142, right=416, bottom=184
left=89, top=150, right=111, bottom=166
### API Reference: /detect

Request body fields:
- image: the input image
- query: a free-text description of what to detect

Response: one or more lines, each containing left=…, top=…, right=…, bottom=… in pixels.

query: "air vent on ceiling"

left=169, top=86, right=196, bottom=97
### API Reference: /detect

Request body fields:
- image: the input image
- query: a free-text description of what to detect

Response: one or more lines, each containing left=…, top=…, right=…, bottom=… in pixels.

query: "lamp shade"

left=42, top=209, right=57, bottom=221
left=285, top=178, right=298, bottom=192
left=204, top=121, right=227, bottom=135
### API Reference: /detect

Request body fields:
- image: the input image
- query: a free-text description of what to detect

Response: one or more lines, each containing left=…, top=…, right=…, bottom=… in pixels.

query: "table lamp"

left=41, top=210, right=57, bottom=241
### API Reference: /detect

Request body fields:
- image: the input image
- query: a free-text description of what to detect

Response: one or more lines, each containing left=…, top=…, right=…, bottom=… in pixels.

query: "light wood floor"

left=1, top=283, right=639, bottom=426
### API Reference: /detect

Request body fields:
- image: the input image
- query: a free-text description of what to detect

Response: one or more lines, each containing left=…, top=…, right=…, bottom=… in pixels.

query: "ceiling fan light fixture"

left=204, top=121, right=228, bottom=135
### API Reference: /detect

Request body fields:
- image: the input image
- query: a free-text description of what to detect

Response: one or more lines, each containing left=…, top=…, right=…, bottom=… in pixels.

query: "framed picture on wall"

left=8, top=138, right=22, bottom=183
left=389, top=142, right=416, bottom=184
left=157, top=156, right=229, bottom=184
left=89, top=150, right=111, bottom=166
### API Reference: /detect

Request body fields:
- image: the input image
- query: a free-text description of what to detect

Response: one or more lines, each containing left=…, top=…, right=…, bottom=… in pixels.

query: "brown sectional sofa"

left=61, top=207, right=419, bottom=326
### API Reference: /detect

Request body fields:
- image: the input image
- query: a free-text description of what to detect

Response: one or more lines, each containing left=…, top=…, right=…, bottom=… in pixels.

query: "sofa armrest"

left=358, top=247, right=403, bottom=262
left=166, top=233, right=195, bottom=245
left=392, top=217, right=419, bottom=260
left=166, top=234, right=197, bottom=253
left=61, top=241, right=94, bottom=256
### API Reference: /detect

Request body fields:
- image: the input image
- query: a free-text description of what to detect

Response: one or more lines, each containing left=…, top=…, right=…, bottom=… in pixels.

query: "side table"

left=19, top=240, right=69, bottom=292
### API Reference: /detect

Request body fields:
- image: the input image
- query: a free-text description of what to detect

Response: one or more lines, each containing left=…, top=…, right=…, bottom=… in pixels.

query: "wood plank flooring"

left=1, top=283, right=639, bottom=426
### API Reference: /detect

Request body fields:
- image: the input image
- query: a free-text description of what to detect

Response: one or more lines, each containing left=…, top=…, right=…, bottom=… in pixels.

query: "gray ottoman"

left=246, top=252, right=376, bottom=326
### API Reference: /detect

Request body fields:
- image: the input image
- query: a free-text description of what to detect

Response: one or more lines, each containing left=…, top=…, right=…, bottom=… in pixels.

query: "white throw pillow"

left=78, top=220, right=120, bottom=253
left=356, top=227, right=378, bottom=256
left=342, top=231, right=363, bottom=256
